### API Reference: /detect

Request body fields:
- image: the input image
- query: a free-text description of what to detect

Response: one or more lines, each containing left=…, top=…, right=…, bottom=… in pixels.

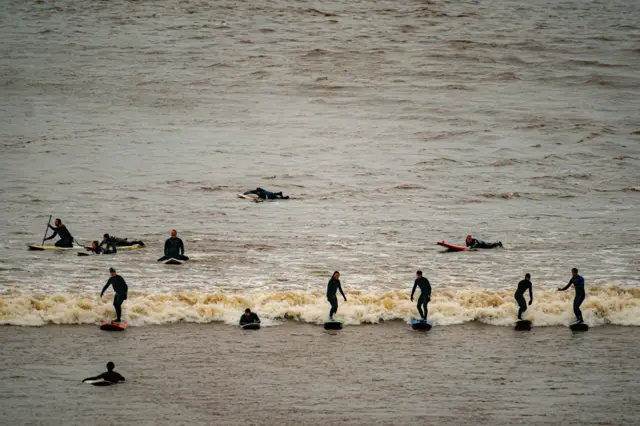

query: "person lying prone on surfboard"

left=465, top=235, right=503, bottom=249
left=82, top=362, right=125, bottom=384
left=244, top=187, right=290, bottom=200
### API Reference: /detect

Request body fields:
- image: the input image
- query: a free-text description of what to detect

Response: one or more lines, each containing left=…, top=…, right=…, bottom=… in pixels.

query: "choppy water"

left=0, top=0, right=639, bottom=422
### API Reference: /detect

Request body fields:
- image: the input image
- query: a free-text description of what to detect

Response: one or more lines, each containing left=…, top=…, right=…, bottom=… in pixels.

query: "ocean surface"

left=0, top=0, right=639, bottom=423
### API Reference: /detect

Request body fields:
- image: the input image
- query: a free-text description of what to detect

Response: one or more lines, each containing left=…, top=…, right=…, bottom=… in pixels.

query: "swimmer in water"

left=410, top=270, right=432, bottom=321
left=514, top=273, right=533, bottom=320
left=82, top=362, right=125, bottom=384
left=327, top=271, right=347, bottom=321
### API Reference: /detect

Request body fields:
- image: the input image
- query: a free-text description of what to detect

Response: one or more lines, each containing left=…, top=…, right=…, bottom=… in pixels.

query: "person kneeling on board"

left=327, top=271, right=347, bottom=321
left=43, top=218, right=74, bottom=247
left=244, top=187, right=290, bottom=200
left=514, top=273, right=533, bottom=320
left=410, top=270, right=431, bottom=321
left=557, top=268, right=585, bottom=324
left=82, top=362, right=125, bottom=384
left=465, top=235, right=502, bottom=249
left=239, top=308, right=261, bottom=326
left=100, top=267, right=128, bottom=323
left=157, top=230, right=189, bottom=262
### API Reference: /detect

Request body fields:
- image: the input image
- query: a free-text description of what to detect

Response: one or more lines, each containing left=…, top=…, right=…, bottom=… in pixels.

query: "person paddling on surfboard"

left=239, top=308, right=261, bottom=326
left=465, top=235, right=502, bottom=249
left=557, top=268, right=585, bottom=324
left=327, top=271, right=347, bottom=321
left=100, top=268, right=128, bottom=323
left=244, top=187, right=289, bottom=200
left=410, top=270, right=431, bottom=321
left=43, top=218, right=74, bottom=247
left=82, top=362, right=125, bottom=384
left=101, top=233, right=144, bottom=248
left=514, top=273, right=533, bottom=320
left=157, top=230, right=189, bottom=262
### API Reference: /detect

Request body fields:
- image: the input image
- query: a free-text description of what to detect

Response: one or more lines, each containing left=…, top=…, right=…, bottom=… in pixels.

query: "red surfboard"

left=100, top=321, right=127, bottom=331
left=437, top=241, right=468, bottom=252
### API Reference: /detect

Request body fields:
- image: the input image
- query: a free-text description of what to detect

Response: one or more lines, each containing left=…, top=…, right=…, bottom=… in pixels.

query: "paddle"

left=41, top=215, right=52, bottom=245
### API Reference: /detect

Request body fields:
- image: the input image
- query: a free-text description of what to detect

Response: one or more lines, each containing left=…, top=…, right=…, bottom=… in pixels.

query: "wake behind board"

left=163, top=258, right=185, bottom=265
left=436, top=241, right=468, bottom=252
left=100, top=321, right=127, bottom=331
left=569, top=322, right=589, bottom=332
left=515, top=320, right=532, bottom=330
left=240, top=323, right=261, bottom=330
left=410, top=319, right=433, bottom=330
left=27, top=244, right=83, bottom=251
left=324, top=321, right=343, bottom=331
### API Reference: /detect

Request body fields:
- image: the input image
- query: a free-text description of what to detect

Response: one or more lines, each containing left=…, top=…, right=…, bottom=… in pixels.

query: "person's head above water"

left=244, top=308, right=252, bottom=316
left=109, top=267, right=116, bottom=276
left=103, top=233, right=110, bottom=242
left=106, top=361, right=115, bottom=371
left=416, top=270, right=423, bottom=278
left=91, top=241, right=99, bottom=249
left=171, top=230, right=177, bottom=238
left=466, top=235, right=472, bottom=243
left=332, top=271, right=340, bottom=280
left=55, top=218, right=62, bottom=227
left=525, top=273, right=531, bottom=280
left=572, top=268, right=578, bottom=276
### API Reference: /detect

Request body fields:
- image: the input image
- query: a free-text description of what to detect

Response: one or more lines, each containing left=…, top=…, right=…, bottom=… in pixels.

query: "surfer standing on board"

left=465, top=235, right=502, bottom=249
left=43, top=218, right=74, bottom=247
left=514, top=273, right=533, bottom=320
left=327, top=271, right=347, bottom=321
left=82, top=362, right=125, bottom=384
left=157, top=230, right=189, bottom=262
left=410, top=270, right=432, bottom=321
left=244, top=187, right=289, bottom=200
left=100, top=268, right=128, bottom=323
left=557, top=268, right=585, bottom=324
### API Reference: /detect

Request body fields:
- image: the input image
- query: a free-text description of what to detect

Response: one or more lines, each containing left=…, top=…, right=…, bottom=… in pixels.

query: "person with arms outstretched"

left=157, top=230, right=189, bottom=261
left=557, top=268, right=585, bottom=324
left=101, top=267, right=128, bottom=323
left=82, top=362, right=125, bottom=384
left=411, top=270, right=432, bottom=321
left=43, top=218, right=74, bottom=247
left=514, top=273, right=533, bottom=320
left=239, top=308, right=261, bottom=326
left=327, top=271, right=346, bottom=321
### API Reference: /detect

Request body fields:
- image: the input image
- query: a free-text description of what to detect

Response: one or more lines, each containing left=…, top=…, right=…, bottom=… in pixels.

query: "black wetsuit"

left=99, top=239, right=117, bottom=253
left=101, top=275, right=128, bottom=322
left=239, top=312, right=261, bottom=325
left=559, top=275, right=585, bottom=322
left=411, top=277, right=432, bottom=320
left=244, top=188, right=289, bottom=200
left=327, top=278, right=346, bottom=319
left=45, top=224, right=74, bottom=247
left=83, top=370, right=125, bottom=384
left=102, top=236, right=144, bottom=247
left=466, top=238, right=501, bottom=249
left=514, top=279, right=533, bottom=320
left=157, top=237, right=189, bottom=261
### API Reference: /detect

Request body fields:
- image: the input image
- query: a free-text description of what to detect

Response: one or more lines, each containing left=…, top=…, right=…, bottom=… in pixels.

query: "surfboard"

left=82, top=244, right=144, bottom=251
left=84, top=379, right=113, bottom=386
left=27, top=244, right=84, bottom=251
left=569, top=322, right=589, bottom=331
left=515, top=320, right=532, bottom=330
left=237, top=193, right=264, bottom=203
left=240, top=323, right=261, bottom=330
left=100, top=321, right=127, bottom=331
left=324, top=321, right=343, bottom=330
left=410, top=319, right=433, bottom=330
left=163, top=258, right=184, bottom=265
left=436, top=241, right=468, bottom=252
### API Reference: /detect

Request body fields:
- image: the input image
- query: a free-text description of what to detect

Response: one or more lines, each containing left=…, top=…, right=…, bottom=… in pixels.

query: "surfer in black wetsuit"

left=411, top=270, right=432, bottom=321
left=557, top=268, right=585, bottom=324
left=327, top=271, right=347, bottom=321
left=157, top=230, right=189, bottom=261
left=239, top=308, right=261, bottom=325
left=465, top=235, right=503, bottom=249
left=100, top=268, right=128, bottom=323
left=43, top=218, right=74, bottom=247
left=244, top=187, right=289, bottom=200
left=101, top=233, right=144, bottom=248
left=514, top=273, right=533, bottom=320
left=82, top=362, right=125, bottom=384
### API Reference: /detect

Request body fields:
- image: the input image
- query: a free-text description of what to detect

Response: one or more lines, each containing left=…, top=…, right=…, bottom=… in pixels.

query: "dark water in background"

left=0, top=0, right=639, bottom=423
